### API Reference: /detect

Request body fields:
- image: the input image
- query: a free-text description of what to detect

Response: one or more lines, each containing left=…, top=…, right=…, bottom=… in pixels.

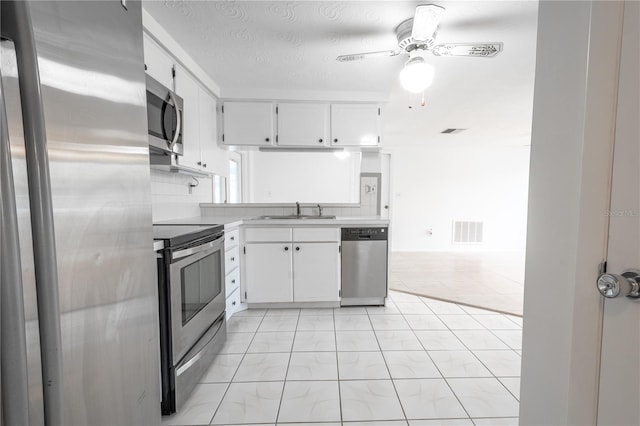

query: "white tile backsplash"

left=151, top=169, right=213, bottom=222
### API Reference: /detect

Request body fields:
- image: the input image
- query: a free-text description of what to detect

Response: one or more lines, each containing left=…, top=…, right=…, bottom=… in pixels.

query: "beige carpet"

left=389, top=251, right=525, bottom=316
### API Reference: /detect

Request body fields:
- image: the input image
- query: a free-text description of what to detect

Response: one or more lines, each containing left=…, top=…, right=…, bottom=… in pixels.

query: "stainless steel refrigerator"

left=1, top=1, right=161, bottom=425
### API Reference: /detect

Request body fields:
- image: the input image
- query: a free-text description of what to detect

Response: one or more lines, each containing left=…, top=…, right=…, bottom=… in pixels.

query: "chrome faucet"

left=296, top=201, right=301, bottom=216
left=317, top=204, right=323, bottom=217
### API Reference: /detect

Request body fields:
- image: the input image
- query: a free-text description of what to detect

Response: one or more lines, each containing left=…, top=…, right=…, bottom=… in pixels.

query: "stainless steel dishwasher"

left=341, top=227, right=388, bottom=306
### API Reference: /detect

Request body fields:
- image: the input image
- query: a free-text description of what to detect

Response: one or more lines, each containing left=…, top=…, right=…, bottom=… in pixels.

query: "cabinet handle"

left=333, top=138, right=338, bottom=143
left=232, top=301, right=236, bottom=306
left=295, top=246, right=300, bottom=251
left=231, top=279, right=236, bottom=284
left=230, top=236, right=235, bottom=241
left=318, top=138, right=323, bottom=143
left=197, top=161, right=202, bottom=165
left=203, top=163, right=207, bottom=168
left=231, top=257, right=235, bottom=261
left=284, top=246, right=289, bottom=251
left=265, top=137, right=270, bottom=142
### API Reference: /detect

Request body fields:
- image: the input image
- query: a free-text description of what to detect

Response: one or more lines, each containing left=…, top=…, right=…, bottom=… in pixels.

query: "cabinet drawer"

left=225, top=229, right=239, bottom=248
left=293, top=227, right=340, bottom=242
left=244, top=227, right=292, bottom=242
left=225, top=288, right=241, bottom=319
left=225, top=267, right=240, bottom=298
left=225, top=246, right=240, bottom=272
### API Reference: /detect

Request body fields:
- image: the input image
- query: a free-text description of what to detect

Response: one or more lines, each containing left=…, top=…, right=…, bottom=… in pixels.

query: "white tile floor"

left=162, top=290, right=522, bottom=426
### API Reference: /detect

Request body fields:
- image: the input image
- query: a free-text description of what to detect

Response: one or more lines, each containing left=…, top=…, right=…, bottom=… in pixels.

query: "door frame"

left=519, top=1, right=626, bottom=424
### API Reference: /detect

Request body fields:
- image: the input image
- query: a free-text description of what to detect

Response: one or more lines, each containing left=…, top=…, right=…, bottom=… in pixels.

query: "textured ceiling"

left=143, top=0, right=539, bottom=143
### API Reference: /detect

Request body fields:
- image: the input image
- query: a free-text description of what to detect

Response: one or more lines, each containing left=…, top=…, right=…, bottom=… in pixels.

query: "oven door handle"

left=172, top=237, right=223, bottom=261
left=175, top=314, right=224, bottom=376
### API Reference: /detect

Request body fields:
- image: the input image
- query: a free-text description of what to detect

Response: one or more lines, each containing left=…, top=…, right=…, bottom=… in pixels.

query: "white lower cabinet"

left=243, top=227, right=340, bottom=304
left=224, top=226, right=243, bottom=319
left=293, top=242, right=340, bottom=302
left=244, top=243, right=293, bottom=303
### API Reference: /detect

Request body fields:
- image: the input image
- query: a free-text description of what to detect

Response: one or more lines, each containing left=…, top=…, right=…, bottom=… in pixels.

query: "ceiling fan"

left=336, top=4, right=504, bottom=93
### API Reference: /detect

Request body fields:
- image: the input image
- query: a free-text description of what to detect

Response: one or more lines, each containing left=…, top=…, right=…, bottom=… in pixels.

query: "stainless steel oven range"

left=154, top=224, right=226, bottom=415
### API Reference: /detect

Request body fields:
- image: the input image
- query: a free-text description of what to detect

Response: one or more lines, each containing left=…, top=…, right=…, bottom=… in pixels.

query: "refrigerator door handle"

left=0, top=72, right=31, bottom=426
left=1, top=2, right=64, bottom=425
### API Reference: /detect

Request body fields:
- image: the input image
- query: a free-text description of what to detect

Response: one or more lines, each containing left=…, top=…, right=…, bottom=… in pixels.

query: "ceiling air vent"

left=452, top=221, right=483, bottom=244
left=441, top=128, right=466, bottom=134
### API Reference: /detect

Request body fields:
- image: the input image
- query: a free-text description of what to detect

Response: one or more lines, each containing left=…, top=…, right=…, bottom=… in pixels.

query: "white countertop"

left=156, top=216, right=389, bottom=228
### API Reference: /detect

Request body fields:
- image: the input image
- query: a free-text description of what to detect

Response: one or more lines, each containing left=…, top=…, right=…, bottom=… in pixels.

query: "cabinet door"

left=143, top=34, right=174, bottom=89
left=330, top=104, right=380, bottom=146
left=174, top=66, right=201, bottom=169
left=277, top=103, right=329, bottom=146
left=223, top=101, right=274, bottom=146
left=244, top=243, right=293, bottom=303
left=199, top=88, right=217, bottom=172
left=293, top=243, right=340, bottom=302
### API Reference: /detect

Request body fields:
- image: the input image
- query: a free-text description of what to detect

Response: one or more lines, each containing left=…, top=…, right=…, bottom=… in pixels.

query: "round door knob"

left=318, top=138, right=323, bottom=143
left=265, top=137, right=270, bottom=142
left=597, top=270, right=640, bottom=299
left=295, top=246, right=300, bottom=251
left=333, top=138, right=338, bottom=143
left=284, top=246, right=289, bottom=251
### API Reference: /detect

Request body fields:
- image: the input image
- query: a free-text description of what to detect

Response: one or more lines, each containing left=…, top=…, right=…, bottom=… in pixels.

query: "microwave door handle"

left=1, top=2, right=64, bottom=425
left=168, top=91, right=181, bottom=150
left=0, top=70, right=30, bottom=426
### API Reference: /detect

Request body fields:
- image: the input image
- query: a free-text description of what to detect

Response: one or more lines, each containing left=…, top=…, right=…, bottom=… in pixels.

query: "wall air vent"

left=441, top=128, right=466, bottom=134
left=452, top=221, right=484, bottom=244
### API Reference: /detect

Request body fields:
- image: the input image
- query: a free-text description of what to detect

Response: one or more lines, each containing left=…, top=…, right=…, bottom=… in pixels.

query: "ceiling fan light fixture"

left=399, top=56, right=435, bottom=93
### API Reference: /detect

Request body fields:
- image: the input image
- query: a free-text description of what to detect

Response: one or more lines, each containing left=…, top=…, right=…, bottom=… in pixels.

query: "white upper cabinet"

left=223, top=101, right=274, bottom=146
left=276, top=103, right=329, bottom=147
left=142, top=34, right=174, bottom=89
left=199, top=88, right=217, bottom=172
left=330, top=104, right=381, bottom=146
left=174, top=65, right=201, bottom=170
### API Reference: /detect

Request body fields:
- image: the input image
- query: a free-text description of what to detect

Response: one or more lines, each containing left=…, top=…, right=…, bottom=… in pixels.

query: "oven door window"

left=180, top=251, right=222, bottom=325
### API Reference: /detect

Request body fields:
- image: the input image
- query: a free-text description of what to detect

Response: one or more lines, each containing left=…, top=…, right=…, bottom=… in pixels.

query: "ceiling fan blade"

left=336, top=50, right=404, bottom=62
left=411, top=4, right=446, bottom=42
left=432, top=42, right=503, bottom=57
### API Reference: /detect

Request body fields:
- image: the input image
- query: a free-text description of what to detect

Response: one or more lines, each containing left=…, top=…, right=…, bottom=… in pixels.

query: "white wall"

left=245, top=151, right=361, bottom=203
left=387, top=143, right=530, bottom=252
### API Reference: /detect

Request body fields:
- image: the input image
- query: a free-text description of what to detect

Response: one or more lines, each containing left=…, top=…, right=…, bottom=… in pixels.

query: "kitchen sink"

left=253, top=215, right=337, bottom=220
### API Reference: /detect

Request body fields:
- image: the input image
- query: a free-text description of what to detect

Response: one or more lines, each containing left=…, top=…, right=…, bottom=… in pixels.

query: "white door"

left=174, top=65, right=201, bottom=170
left=222, top=101, right=274, bottom=146
left=276, top=102, right=329, bottom=147
left=330, top=104, right=380, bottom=146
left=198, top=88, right=217, bottom=173
left=597, top=2, right=639, bottom=424
left=380, top=153, right=391, bottom=220
left=293, top=242, right=340, bottom=302
left=243, top=243, right=293, bottom=303
left=142, top=34, right=173, bottom=89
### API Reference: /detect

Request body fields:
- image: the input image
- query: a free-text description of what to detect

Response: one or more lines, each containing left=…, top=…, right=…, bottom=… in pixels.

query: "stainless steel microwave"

left=146, top=74, right=184, bottom=156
